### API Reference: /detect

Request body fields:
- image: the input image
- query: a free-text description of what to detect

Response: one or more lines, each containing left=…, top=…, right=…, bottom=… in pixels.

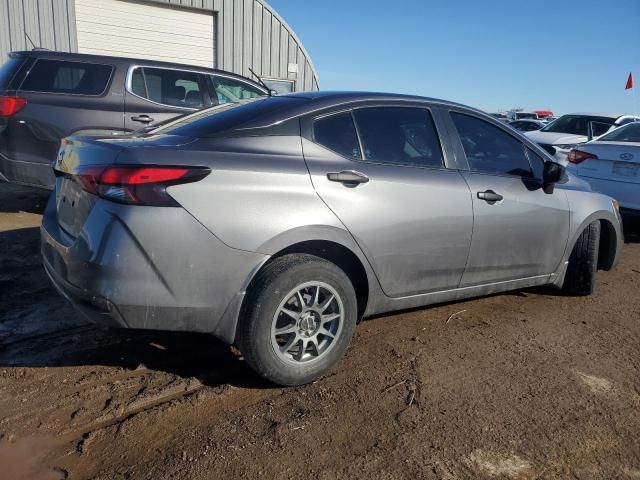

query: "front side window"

left=353, top=107, right=444, bottom=168
left=130, top=67, right=205, bottom=108
left=313, top=112, right=361, bottom=160
left=211, top=76, right=266, bottom=104
left=20, top=59, right=112, bottom=95
left=451, top=112, right=532, bottom=177
left=526, top=148, right=546, bottom=179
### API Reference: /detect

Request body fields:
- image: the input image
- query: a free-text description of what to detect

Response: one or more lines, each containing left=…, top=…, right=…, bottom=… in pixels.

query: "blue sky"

left=269, top=0, right=640, bottom=115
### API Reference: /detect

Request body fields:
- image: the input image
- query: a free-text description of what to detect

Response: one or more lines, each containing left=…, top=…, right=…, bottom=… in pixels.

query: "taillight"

left=0, top=96, right=27, bottom=116
left=75, top=165, right=210, bottom=206
left=567, top=149, right=598, bottom=165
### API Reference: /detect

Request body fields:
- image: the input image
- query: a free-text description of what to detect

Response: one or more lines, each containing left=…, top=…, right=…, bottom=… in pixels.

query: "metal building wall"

left=0, top=0, right=78, bottom=61
left=0, top=0, right=319, bottom=92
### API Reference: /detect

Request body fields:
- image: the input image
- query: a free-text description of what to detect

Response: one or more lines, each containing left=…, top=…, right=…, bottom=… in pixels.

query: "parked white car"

left=525, top=113, right=640, bottom=164
left=566, top=122, right=640, bottom=216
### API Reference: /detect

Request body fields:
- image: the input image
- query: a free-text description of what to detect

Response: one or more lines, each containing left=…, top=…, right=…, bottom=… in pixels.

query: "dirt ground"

left=0, top=182, right=639, bottom=480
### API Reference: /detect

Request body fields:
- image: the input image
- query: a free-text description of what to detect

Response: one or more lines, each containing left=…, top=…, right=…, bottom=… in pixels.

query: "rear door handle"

left=327, top=170, right=370, bottom=185
left=477, top=190, right=503, bottom=202
left=131, top=115, right=154, bottom=124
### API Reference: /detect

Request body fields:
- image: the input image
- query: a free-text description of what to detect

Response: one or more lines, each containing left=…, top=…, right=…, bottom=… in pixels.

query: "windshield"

left=598, top=122, right=640, bottom=143
left=154, top=96, right=306, bottom=138
left=541, top=115, right=615, bottom=136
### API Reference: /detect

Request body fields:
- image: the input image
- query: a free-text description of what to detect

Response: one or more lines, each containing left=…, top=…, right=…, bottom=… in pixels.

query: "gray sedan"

left=41, top=92, right=623, bottom=386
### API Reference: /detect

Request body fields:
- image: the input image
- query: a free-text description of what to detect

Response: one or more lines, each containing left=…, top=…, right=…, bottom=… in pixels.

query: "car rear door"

left=445, top=109, right=570, bottom=286
left=124, top=66, right=211, bottom=131
left=302, top=103, right=473, bottom=298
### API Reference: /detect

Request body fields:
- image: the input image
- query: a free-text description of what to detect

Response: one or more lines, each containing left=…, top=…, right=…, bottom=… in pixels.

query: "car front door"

left=302, top=105, right=473, bottom=298
left=446, top=109, right=570, bottom=286
left=124, top=66, right=210, bottom=131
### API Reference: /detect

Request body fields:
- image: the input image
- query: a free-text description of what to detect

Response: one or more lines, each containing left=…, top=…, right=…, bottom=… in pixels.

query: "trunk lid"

left=577, top=142, right=640, bottom=184
left=53, top=134, right=196, bottom=237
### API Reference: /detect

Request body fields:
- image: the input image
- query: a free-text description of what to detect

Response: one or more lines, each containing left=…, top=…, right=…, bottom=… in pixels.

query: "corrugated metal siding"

left=0, top=0, right=318, bottom=91
left=0, top=0, right=77, bottom=61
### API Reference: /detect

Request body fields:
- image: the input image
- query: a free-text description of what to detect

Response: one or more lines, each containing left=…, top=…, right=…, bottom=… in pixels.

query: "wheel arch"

left=220, top=227, right=384, bottom=345
left=566, top=210, right=621, bottom=271
left=598, top=218, right=618, bottom=271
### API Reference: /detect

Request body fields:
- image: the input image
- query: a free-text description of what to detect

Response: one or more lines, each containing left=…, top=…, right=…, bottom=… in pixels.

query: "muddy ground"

left=0, top=182, right=639, bottom=480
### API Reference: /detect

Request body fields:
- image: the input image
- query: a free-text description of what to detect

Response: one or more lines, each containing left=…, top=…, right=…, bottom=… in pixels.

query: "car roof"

left=9, top=50, right=267, bottom=90
left=213, top=91, right=500, bottom=131
left=282, top=90, right=473, bottom=111
left=563, top=112, right=626, bottom=119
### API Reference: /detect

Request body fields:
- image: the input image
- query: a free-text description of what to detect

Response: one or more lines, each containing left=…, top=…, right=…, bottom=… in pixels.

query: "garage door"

left=75, top=0, right=216, bottom=68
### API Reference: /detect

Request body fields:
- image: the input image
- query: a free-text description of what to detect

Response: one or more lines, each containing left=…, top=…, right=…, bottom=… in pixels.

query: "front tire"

left=237, top=254, right=358, bottom=386
left=562, top=221, right=601, bottom=296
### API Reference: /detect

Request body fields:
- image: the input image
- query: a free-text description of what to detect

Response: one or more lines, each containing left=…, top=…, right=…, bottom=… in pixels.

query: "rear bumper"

left=40, top=193, right=268, bottom=342
left=0, top=152, right=55, bottom=189
left=575, top=174, right=640, bottom=212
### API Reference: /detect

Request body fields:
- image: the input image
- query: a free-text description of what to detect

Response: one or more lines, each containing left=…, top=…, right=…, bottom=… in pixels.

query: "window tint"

left=599, top=122, right=640, bottom=142
left=130, top=67, right=205, bottom=108
left=313, top=112, right=361, bottom=160
left=353, top=108, right=443, bottom=168
left=526, top=148, right=546, bottom=179
left=20, top=59, right=112, bottom=95
left=0, top=57, right=25, bottom=90
left=211, top=75, right=266, bottom=104
left=451, top=112, right=532, bottom=176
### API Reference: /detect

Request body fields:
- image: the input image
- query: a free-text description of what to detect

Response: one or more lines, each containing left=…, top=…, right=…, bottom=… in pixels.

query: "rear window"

left=0, top=56, right=26, bottom=90
left=19, top=59, right=113, bottom=95
left=157, top=96, right=305, bottom=137
left=598, top=123, right=640, bottom=143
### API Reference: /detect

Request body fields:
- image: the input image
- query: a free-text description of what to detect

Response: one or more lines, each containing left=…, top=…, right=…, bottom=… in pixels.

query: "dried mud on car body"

left=1, top=183, right=639, bottom=480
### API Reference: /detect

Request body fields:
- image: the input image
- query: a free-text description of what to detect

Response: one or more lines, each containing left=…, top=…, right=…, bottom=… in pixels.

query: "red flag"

left=626, top=72, right=634, bottom=90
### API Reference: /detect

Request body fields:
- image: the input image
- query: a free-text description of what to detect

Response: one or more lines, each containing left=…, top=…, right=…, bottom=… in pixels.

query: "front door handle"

left=131, top=115, right=154, bottom=124
left=327, top=170, right=370, bottom=185
left=477, top=190, right=503, bottom=202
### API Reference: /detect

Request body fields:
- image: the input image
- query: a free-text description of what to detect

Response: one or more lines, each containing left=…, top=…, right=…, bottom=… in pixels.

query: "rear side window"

left=353, top=107, right=443, bottom=168
left=0, top=57, right=26, bottom=90
left=130, top=67, right=205, bottom=109
left=20, top=59, right=113, bottom=95
left=210, top=75, right=266, bottom=104
left=451, top=112, right=532, bottom=177
left=313, top=112, right=361, bottom=160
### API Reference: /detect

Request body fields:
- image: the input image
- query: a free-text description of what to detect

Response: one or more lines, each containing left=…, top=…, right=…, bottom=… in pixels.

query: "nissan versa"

left=41, top=92, right=623, bottom=386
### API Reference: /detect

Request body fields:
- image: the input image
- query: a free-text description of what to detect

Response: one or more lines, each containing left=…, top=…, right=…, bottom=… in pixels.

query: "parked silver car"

left=567, top=122, right=640, bottom=216
left=41, top=92, right=623, bottom=385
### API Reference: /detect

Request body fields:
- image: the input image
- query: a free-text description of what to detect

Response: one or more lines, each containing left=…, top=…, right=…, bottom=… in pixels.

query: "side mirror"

left=542, top=161, right=565, bottom=193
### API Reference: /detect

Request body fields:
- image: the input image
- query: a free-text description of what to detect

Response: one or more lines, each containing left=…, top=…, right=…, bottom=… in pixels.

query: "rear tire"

left=562, top=221, right=601, bottom=296
left=237, top=254, right=358, bottom=386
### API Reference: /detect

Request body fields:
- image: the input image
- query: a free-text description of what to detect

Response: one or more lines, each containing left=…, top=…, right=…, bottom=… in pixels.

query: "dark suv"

left=0, top=50, right=268, bottom=189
